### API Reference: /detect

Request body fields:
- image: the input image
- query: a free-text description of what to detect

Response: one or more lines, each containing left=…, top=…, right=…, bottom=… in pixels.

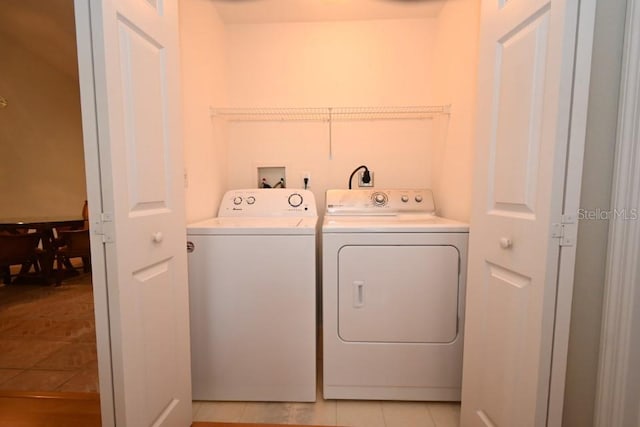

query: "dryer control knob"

left=415, top=195, right=424, bottom=203
left=372, top=192, right=388, bottom=206
left=288, top=193, right=303, bottom=207
left=401, top=195, right=409, bottom=203
left=246, top=196, right=256, bottom=205
left=233, top=196, right=243, bottom=205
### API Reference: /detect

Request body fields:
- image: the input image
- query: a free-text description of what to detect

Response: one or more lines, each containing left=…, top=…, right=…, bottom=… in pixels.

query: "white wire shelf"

left=209, top=105, right=451, bottom=121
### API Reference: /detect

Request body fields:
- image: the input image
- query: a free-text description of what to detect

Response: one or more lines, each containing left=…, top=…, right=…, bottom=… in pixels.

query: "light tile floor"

left=193, top=398, right=460, bottom=426
left=193, top=376, right=460, bottom=426
left=0, top=272, right=99, bottom=393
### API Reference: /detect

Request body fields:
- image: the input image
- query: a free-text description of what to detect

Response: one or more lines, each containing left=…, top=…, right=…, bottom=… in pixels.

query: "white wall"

left=226, top=19, right=437, bottom=107
left=223, top=19, right=443, bottom=211
left=178, top=5, right=480, bottom=222
left=563, top=0, right=627, bottom=425
left=179, top=0, right=228, bottom=223
left=431, top=0, right=480, bottom=221
left=0, top=31, right=86, bottom=218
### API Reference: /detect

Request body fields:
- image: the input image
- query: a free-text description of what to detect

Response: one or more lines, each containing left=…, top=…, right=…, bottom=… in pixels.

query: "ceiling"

left=211, top=0, right=447, bottom=24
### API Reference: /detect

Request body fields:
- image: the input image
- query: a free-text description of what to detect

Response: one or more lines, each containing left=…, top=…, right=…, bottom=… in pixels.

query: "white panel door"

left=461, top=0, right=585, bottom=425
left=79, top=0, right=191, bottom=425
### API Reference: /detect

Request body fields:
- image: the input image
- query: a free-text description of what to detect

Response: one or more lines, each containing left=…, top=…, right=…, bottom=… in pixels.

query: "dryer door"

left=338, top=245, right=460, bottom=343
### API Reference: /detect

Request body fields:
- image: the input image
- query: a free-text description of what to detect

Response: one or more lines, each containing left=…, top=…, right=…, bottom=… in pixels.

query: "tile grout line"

left=381, top=402, right=388, bottom=427
left=192, top=401, right=202, bottom=421
left=237, top=401, right=248, bottom=422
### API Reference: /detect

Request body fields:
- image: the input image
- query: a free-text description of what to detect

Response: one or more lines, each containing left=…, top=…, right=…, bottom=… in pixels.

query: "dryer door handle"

left=353, top=281, right=365, bottom=308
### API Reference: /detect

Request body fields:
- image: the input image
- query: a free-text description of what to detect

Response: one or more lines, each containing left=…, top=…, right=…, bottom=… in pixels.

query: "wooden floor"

left=0, top=391, right=101, bottom=427
left=193, top=423, right=335, bottom=427
left=0, top=392, right=335, bottom=427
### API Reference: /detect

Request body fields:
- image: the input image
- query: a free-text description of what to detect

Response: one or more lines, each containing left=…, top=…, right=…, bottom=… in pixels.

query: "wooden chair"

left=0, top=232, right=43, bottom=284
left=53, top=200, right=89, bottom=237
left=82, top=199, right=89, bottom=229
left=53, top=200, right=90, bottom=271
left=55, top=228, right=91, bottom=285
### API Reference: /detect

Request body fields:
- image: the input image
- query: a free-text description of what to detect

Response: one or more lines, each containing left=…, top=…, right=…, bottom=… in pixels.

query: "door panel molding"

left=490, top=8, right=548, bottom=215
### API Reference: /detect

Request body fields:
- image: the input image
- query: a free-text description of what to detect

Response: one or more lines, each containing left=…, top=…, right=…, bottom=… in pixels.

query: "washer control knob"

left=246, top=196, right=256, bottom=205
left=401, top=195, right=409, bottom=203
left=288, top=193, right=303, bottom=207
left=415, top=195, right=424, bottom=203
left=372, top=192, right=388, bottom=206
left=233, top=196, right=243, bottom=205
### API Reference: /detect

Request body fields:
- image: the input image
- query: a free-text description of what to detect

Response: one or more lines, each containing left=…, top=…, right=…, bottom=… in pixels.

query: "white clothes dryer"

left=322, top=189, right=469, bottom=401
left=187, top=189, right=317, bottom=402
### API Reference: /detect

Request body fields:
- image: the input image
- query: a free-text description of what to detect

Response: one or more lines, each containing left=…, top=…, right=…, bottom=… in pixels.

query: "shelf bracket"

left=328, top=107, right=333, bottom=160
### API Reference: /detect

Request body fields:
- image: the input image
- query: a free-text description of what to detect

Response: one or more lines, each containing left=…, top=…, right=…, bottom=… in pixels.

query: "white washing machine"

left=187, top=189, right=317, bottom=402
left=322, top=189, right=469, bottom=401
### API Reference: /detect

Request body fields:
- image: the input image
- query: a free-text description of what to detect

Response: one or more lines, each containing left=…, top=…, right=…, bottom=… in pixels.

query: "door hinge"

left=92, top=212, right=115, bottom=243
left=551, top=214, right=577, bottom=247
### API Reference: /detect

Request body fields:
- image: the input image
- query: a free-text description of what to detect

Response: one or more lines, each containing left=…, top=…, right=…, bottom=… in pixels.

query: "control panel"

left=326, top=189, right=436, bottom=215
left=218, top=189, right=317, bottom=217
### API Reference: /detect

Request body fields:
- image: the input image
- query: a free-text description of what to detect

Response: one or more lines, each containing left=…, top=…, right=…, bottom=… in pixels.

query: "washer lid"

left=187, top=216, right=318, bottom=235
left=323, top=214, right=468, bottom=233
